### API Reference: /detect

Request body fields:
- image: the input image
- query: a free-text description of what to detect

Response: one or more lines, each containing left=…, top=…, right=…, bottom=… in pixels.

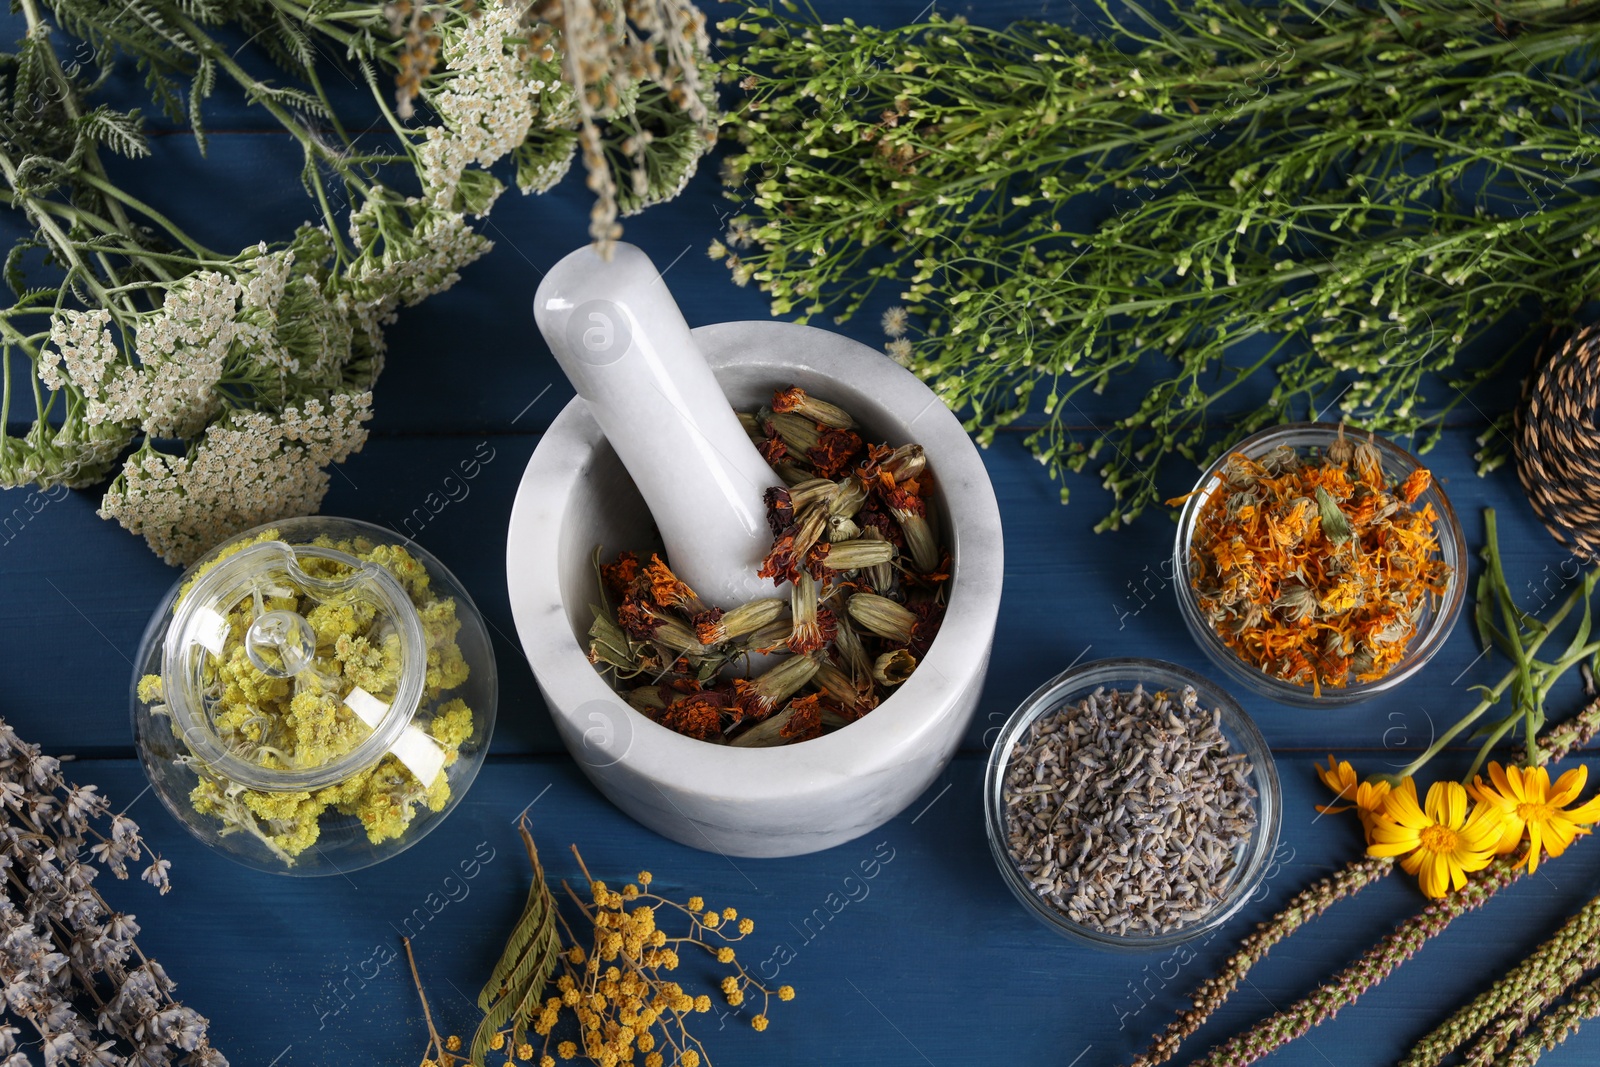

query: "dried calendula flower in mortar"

left=588, top=386, right=948, bottom=746
left=1174, top=428, right=1449, bottom=692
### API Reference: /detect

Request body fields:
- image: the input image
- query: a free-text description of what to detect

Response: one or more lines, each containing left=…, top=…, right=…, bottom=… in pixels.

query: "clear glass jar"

left=131, top=517, right=496, bottom=876
left=1172, top=422, right=1466, bottom=708
left=983, top=658, right=1281, bottom=950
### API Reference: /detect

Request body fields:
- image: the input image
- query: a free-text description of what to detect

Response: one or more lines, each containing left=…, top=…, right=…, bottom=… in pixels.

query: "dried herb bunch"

left=588, top=386, right=948, bottom=746
left=715, top=1, right=1600, bottom=530
left=2, top=0, right=709, bottom=562
left=1179, top=428, right=1449, bottom=691
left=412, top=820, right=792, bottom=1067
left=0, top=718, right=227, bottom=1066
left=520, top=0, right=718, bottom=250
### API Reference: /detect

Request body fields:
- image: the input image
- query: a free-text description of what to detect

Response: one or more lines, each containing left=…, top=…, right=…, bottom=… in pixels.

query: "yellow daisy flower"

left=1367, top=778, right=1505, bottom=898
left=1470, top=761, right=1600, bottom=873
left=1314, top=755, right=1392, bottom=840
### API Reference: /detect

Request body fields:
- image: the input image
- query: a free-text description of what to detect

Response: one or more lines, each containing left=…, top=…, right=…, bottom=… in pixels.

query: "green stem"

left=74, top=171, right=214, bottom=259
left=1393, top=509, right=1598, bottom=781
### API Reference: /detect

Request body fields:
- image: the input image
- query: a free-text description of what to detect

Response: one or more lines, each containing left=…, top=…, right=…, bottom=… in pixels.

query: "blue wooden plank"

left=64, top=752, right=1600, bottom=1067
left=2, top=424, right=1589, bottom=765
left=6, top=5, right=1600, bottom=1064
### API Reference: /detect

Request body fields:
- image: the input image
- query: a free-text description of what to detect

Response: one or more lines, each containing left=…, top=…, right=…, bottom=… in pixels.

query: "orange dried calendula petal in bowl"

left=1171, top=423, right=1465, bottom=708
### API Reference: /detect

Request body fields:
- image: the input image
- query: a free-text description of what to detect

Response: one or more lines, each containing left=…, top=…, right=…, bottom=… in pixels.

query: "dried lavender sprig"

left=1493, top=972, right=1600, bottom=1067
left=1196, top=856, right=1532, bottom=1067
left=1132, top=695, right=1600, bottom=1067
left=0, top=718, right=227, bottom=1066
left=1405, top=891, right=1600, bottom=1067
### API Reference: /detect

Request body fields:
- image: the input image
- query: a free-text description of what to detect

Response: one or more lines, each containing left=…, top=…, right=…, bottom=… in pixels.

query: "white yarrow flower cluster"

left=98, top=391, right=373, bottom=565
left=134, top=271, right=242, bottom=438
left=40, top=309, right=143, bottom=427
left=346, top=202, right=492, bottom=319
left=418, top=2, right=539, bottom=210
left=234, top=244, right=298, bottom=372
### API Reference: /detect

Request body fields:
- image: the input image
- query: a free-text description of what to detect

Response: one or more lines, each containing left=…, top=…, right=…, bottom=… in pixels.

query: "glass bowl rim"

left=130, top=515, right=499, bottom=876
left=1170, top=421, right=1467, bottom=707
left=982, top=656, right=1282, bottom=950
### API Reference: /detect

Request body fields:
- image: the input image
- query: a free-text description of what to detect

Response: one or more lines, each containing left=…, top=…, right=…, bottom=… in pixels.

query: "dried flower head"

left=0, top=718, right=226, bottom=1064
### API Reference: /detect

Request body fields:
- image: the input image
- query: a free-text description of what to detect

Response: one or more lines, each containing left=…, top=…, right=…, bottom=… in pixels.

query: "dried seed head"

left=787, top=478, right=838, bottom=513
left=764, top=486, right=794, bottom=536
left=827, top=514, right=862, bottom=542
left=871, top=649, right=917, bottom=687
left=645, top=554, right=709, bottom=616
left=767, top=412, right=822, bottom=455
left=732, top=653, right=821, bottom=722
left=812, top=658, right=878, bottom=719
left=829, top=476, right=868, bottom=519
left=696, top=598, right=786, bottom=645
left=771, top=386, right=857, bottom=430
left=808, top=538, right=896, bottom=577
left=830, top=612, right=871, bottom=680
left=847, top=592, right=917, bottom=644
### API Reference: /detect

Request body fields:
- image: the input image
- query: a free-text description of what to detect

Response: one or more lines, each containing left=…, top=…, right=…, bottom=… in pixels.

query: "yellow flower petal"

left=1368, top=838, right=1420, bottom=859
left=1382, top=778, right=1432, bottom=829
left=1425, top=780, right=1467, bottom=827
left=1418, top=851, right=1449, bottom=898
left=1549, top=766, right=1592, bottom=809
left=1316, top=755, right=1357, bottom=796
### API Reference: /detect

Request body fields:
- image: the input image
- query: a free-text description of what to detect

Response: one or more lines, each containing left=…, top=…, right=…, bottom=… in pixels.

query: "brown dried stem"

left=1492, top=972, right=1600, bottom=1067
left=1132, top=694, right=1600, bottom=1067
left=404, top=936, right=449, bottom=1064
left=1195, top=855, right=1533, bottom=1067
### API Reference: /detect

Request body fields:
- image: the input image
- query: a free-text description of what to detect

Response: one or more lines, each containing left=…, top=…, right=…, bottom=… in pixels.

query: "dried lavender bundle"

left=1404, top=892, right=1600, bottom=1067
left=0, top=719, right=226, bottom=1066
left=1493, top=973, right=1600, bottom=1067
left=1133, top=694, right=1600, bottom=1067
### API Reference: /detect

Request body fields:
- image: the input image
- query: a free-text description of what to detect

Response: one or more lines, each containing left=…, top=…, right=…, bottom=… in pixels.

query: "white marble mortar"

left=506, top=321, right=1004, bottom=857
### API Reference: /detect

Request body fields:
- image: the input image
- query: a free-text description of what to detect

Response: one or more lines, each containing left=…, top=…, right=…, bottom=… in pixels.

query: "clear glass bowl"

left=1172, top=422, right=1466, bottom=708
left=983, top=658, right=1281, bottom=950
left=131, top=517, right=496, bottom=876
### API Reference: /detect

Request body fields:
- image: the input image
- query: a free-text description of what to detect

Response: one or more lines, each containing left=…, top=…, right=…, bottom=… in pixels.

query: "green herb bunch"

left=715, top=0, right=1600, bottom=529
left=1, top=0, right=714, bottom=563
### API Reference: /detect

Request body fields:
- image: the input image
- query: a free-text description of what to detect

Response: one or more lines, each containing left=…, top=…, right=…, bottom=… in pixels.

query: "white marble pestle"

left=533, top=243, right=779, bottom=608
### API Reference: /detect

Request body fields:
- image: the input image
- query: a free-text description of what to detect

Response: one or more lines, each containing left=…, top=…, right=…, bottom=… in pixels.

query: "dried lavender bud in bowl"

left=983, top=658, right=1281, bottom=950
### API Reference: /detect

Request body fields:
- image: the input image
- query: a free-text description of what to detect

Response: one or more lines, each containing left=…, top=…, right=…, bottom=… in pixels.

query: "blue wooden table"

left=6, top=2, right=1600, bottom=1065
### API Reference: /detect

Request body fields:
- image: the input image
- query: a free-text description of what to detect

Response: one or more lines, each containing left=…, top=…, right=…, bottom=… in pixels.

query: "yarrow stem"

left=4, top=0, right=714, bottom=560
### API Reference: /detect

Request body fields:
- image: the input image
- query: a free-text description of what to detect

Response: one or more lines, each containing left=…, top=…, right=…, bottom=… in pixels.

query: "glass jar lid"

left=162, top=536, right=429, bottom=792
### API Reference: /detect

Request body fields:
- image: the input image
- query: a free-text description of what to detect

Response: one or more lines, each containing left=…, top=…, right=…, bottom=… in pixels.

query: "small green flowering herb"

left=715, top=0, right=1600, bottom=529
